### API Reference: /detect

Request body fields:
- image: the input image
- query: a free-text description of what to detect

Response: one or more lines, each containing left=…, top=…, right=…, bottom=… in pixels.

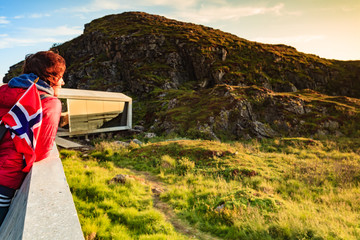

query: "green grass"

left=61, top=149, right=188, bottom=240
left=62, top=136, right=360, bottom=239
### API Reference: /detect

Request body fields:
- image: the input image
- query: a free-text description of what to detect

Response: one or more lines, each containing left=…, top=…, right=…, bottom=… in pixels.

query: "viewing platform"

left=0, top=87, right=133, bottom=239
left=0, top=144, right=84, bottom=240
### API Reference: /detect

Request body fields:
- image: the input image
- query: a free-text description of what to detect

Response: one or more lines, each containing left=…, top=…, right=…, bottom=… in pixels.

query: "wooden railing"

left=0, top=144, right=84, bottom=240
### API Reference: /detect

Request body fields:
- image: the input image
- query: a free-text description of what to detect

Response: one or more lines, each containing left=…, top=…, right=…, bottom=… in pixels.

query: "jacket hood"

left=8, top=73, right=54, bottom=95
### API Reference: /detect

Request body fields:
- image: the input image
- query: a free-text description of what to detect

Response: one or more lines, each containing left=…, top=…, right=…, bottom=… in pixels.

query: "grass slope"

left=62, top=137, right=360, bottom=239
left=61, top=149, right=189, bottom=240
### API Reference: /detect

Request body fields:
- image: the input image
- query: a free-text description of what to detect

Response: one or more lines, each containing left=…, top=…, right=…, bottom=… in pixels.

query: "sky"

left=0, top=0, right=359, bottom=82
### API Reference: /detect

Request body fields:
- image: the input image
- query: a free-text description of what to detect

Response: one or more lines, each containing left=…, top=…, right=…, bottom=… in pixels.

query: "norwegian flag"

left=0, top=82, right=42, bottom=172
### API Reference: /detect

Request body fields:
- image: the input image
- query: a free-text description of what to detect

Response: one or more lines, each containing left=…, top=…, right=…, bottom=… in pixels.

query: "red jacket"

left=0, top=84, right=61, bottom=190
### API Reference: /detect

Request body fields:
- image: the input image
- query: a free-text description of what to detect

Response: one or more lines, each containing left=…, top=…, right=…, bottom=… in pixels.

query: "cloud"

left=92, top=0, right=123, bottom=10
left=0, top=26, right=82, bottom=49
left=252, top=35, right=326, bottom=45
left=13, top=15, right=25, bottom=19
left=0, top=16, right=10, bottom=24
left=146, top=0, right=198, bottom=8
left=0, top=37, right=58, bottom=49
left=341, top=4, right=360, bottom=12
left=65, top=0, right=197, bottom=13
left=21, top=26, right=83, bottom=37
left=29, top=13, right=51, bottom=19
left=67, top=0, right=129, bottom=13
left=208, top=3, right=284, bottom=18
left=169, top=3, right=289, bottom=23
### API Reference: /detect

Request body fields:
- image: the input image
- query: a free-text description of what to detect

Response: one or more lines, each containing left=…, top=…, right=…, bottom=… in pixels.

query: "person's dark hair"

left=22, top=51, right=66, bottom=85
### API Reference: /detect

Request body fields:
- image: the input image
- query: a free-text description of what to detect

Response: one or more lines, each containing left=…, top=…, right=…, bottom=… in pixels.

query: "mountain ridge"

left=3, top=11, right=360, bottom=140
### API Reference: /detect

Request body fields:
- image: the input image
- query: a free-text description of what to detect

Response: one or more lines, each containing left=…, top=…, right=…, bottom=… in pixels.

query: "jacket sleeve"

left=35, top=97, right=62, bottom=161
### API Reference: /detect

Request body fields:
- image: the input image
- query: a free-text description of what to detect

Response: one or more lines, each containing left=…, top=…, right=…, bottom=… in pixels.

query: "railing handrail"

left=0, top=144, right=84, bottom=240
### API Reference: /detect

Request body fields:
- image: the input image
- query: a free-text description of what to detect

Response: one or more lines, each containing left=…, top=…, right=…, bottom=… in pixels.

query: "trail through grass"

left=62, top=137, right=360, bottom=239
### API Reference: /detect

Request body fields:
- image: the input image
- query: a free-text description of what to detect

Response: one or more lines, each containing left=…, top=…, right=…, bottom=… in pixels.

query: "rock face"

left=3, top=12, right=360, bottom=139
left=149, top=85, right=359, bottom=140
left=5, top=12, right=357, bottom=98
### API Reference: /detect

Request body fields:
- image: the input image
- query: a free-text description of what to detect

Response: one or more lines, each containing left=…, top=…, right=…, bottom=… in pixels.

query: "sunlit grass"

left=61, top=150, right=188, bottom=240
left=62, top=136, right=360, bottom=239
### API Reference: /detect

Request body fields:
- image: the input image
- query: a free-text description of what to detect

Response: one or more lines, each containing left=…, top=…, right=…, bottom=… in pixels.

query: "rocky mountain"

left=3, top=12, right=360, bottom=140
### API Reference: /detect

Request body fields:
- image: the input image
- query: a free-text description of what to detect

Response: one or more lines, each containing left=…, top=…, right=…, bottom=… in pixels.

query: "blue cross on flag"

left=0, top=82, right=43, bottom=172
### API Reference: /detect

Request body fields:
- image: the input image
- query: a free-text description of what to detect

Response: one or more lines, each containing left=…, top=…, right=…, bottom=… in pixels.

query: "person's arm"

left=35, top=97, right=61, bottom=161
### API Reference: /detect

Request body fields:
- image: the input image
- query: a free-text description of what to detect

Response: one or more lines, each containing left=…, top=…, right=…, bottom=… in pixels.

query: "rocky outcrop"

left=4, top=12, right=356, bottom=98
left=3, top=12, right=360, bottom=139
left=148, top=85, right=359, bottom=140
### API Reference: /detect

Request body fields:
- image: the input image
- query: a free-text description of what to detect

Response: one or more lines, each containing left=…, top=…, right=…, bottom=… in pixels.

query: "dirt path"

left=77, top=146, right=220, bottom=239
left=131, top=170, right=221, bottom=240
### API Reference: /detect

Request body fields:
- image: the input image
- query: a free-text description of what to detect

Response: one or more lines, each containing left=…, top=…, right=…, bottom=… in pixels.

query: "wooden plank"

left=55, top=136, right=83, bottom=149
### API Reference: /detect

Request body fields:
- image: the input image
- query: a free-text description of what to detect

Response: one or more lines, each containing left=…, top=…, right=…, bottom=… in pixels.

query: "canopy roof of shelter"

left=58, top=88, right=132, bottom=101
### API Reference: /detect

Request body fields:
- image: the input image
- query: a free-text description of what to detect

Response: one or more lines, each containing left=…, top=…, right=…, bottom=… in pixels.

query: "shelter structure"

left=57, top=88, right=132, bottom=137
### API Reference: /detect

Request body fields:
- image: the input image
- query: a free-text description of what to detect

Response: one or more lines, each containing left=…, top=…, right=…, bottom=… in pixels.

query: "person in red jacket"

left=0, top=51, right=65, bottom=225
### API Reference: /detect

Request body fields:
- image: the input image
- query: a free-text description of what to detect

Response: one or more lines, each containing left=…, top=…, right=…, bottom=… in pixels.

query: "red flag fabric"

left=0, top=83, right=42, bottom=172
